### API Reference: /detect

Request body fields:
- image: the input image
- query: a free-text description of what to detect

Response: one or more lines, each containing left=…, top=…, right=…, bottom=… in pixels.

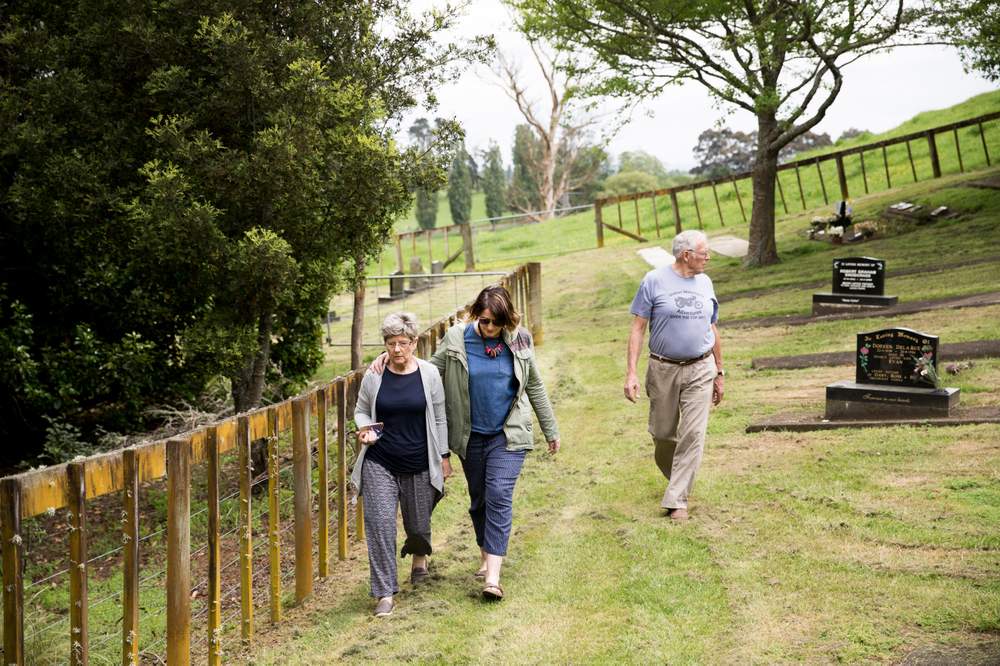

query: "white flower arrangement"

left=828, top=225, right=845, bottom=237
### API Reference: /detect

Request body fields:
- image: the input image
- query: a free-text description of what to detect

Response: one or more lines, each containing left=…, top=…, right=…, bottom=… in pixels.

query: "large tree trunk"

left=350, top=254, right=366, bottom=370
left=231, top=312, right=272, bottom=413
left=231, top=312, right=272, bottom=489
left=746, top=114, right=781, bottom=267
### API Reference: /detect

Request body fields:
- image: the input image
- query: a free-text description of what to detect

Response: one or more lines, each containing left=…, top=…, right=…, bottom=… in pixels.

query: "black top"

left=366, top=366, right=428, bottom=474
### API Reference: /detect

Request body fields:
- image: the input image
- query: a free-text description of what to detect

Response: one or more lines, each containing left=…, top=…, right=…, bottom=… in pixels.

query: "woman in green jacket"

left=430, top=285, right=559, bottom=600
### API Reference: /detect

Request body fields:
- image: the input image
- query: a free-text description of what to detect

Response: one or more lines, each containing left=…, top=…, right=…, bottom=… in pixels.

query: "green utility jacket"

left=430, top=323, right=559, bottom=460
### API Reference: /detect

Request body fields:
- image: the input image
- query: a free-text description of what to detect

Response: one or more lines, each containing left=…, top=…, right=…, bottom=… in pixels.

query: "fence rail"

left=0, top=263, right=542, bottom=665
left=593, top=110, right=1000, bottom=245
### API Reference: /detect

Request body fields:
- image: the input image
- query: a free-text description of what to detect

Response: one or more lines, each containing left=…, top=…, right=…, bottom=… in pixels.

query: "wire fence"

left=1, top=263, right=542, bottom=665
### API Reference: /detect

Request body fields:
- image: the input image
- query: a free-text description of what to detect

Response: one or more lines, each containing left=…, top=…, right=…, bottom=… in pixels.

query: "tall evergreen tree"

left=482, top=143, right=507, bottom=220
left=415, top=188, right=439, bottom=230
left=448, top=144, right=473, bottom=225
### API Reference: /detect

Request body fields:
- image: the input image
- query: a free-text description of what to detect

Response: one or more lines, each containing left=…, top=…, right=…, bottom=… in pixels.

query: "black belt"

left=649, top=350, right=712, bottom=366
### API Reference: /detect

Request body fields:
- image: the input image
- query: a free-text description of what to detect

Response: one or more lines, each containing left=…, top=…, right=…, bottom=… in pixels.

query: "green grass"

left=257, top=161, right=1000, bottom=663
left=396, top=190, right=489, bottom=233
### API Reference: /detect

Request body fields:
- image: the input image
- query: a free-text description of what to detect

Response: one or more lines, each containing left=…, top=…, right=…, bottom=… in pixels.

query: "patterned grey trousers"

left=361, top=458, right=438, bottom=598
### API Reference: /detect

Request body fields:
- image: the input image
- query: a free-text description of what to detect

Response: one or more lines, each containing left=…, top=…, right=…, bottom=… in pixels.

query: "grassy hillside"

left=396, top=190, right=489, bottom=232
left=374, top=90, right=1000, bottom=281
left=262, top=170, right=1000, bottom=664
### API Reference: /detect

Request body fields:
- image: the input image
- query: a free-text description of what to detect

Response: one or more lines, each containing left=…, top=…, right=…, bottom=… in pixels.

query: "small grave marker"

left=812, top=257, right=898, bottom=315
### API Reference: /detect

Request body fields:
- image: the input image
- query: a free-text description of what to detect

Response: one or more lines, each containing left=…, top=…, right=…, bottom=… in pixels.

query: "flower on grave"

left=860, top=347, right=869, bottom=355
left=828, top=225, right=845, bottom=237
left=912, top=354, right=942, bottom=389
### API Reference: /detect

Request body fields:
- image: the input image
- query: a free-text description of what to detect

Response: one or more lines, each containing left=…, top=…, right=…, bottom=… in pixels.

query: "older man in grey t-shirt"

left=624, top=230, right=725, bottom=521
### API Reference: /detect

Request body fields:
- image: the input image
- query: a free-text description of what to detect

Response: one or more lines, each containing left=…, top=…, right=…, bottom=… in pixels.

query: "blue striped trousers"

left=461, top=431, right=526, bottom=557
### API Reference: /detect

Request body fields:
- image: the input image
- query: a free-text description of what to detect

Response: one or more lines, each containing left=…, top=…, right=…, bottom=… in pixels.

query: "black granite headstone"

left=833, top=257, right=885, bottom=296
left=812, top=256, right=897, bottom=315
left=824, top=326, right=959, bottom=419
left=855, top=327, right=938, bottom=387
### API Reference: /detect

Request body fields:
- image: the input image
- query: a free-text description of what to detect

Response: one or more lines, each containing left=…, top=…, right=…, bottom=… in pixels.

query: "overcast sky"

left=405, top=1, right=998, bottom=171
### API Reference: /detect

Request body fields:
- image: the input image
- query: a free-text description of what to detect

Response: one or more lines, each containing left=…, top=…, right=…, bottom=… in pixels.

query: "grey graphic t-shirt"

left=630, top=266, right=718, bottom=360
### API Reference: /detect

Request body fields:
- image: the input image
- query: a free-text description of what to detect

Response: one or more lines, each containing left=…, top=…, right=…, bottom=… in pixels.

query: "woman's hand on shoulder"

left=368, top=352, right=388, bottom=375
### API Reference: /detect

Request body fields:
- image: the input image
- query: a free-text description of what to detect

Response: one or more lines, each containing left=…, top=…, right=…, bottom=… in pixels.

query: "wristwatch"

left=716, top=368, right=725, bottom=377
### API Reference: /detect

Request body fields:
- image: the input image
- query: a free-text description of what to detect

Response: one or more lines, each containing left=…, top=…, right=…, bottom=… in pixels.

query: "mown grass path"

left=251, top=179, right=1000, bottom=662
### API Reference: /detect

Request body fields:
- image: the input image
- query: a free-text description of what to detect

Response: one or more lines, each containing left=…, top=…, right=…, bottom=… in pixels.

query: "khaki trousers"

left=645, top=355, right=716, bottom=509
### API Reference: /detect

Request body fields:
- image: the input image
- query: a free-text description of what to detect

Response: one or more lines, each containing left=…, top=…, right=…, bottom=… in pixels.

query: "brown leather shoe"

left=410, top=567, right=430, bottom=585
left=667, top=508, right=689, bottom=521
left=482, top=582, right=504, bottom=601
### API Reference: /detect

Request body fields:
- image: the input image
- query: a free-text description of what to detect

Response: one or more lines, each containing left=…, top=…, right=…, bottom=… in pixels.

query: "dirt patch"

left=900, top=637, right=1000, bottom=665
left=725, top=291, right=1000, bottom=329
left=747, top=406, right=1000, bottom=433
left=718, top=255, right=1000, bottom=304
left=965, top=175, right=1000, bottom=190
left=752, top=339, right=1000, bottom=370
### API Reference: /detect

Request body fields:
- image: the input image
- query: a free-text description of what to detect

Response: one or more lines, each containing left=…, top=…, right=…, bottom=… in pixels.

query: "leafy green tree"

left=409, top=118, right=441, bottom=230
left=508, top=124, right=544, bottom=212
left=448, top=143, right=473, bottom=225
left=938, top=0, right=1000, bottom=80
left=482, top=143, right=508, bottom=220
left=618, top=151, right=670, bottom=182
left=515, top=0, right=927, bottom=266
left=600, top=171, right=659, bottom=198
left=0, top=0, right=483, bottom=461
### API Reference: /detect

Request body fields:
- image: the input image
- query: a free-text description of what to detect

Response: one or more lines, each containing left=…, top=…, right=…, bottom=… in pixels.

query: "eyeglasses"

left=385, top=339, right=413, bottom=349
left=478, top=317, right=503, bottom=327
left=686, top=249, right=710, bottom=259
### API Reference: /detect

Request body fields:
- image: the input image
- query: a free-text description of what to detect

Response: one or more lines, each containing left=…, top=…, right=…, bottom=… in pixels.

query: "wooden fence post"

left=652, top=194, right=662, bottom=236
left=979, top=122, right=991, bottom=166
left=394, top=235, right=404, bottom=274
left=336, top=379, right=349, bottom=560
left=633, top=198, right=641, bottom=236
left=237, top=416, right=253, bottom=643
left=292, top=398, right=314, bottom=603
left=1, top=478, right=24, bottom=666
left=317, top=389, right=330, bottom=579
left=953, top=128, right=964, bottom=172
left=906, top=140, right=918, bottom=181
left=68, top=461, right=88, bottom=666
left=122, top=449, right=140, bottom=666
left=835, top=154, right=849, bottom=200
left=669, top=190, right=682, bottom=233
left=926, top=130, right=941, bottom=178
left=815, top=158, right=829, bottom=205
left=859, top=151, right=869, bottom=194
left=731, top=178, right=747, bottom=223
left=794, top=166, right=806, bottom=210
left=349, top=378, right=365, bottom=542
left=708, top=180, right=726, bottom=226
left=166, top=439, right=191, bottom=666
left=691, top=188, right=703, bottom=228
left=267, top=408, right=281, bottom=623
left=594, top=203, right=604, bottom=248
left=775, top=172, right=788, bottom=214
left=460, top=223, right=475, bottom=271
left=206, top=428, right=222, bottom=666
left=616, top=200, right=623, bottom=228
left=882, top=146, right=892, bottom=189
left=528, top=262, right=543, bottom=346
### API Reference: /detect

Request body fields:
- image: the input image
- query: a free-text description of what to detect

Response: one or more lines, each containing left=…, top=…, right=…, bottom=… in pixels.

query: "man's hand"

left=624, top=373, right=641, bottom=403
left=441, top=457, right=453, bottom=479
left=712, top=375, right=725, bottom=406
left=547, top=438, right=560, bottom=454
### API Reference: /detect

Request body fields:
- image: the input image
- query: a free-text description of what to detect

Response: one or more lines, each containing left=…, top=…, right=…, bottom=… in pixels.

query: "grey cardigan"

left=350, top=358, right=449, bottom=494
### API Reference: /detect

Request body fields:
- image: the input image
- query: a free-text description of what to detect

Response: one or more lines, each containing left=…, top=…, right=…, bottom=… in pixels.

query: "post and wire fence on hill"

left=385, top=204, right=592, bottom=278
left=0, top=264, right=543, bottom=665
left=593, top=110, right=1000, bottom=245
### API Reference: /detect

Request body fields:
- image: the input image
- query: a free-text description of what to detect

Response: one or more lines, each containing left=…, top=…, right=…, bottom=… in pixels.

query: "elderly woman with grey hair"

left=351, top=312, right=450, bottom=617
